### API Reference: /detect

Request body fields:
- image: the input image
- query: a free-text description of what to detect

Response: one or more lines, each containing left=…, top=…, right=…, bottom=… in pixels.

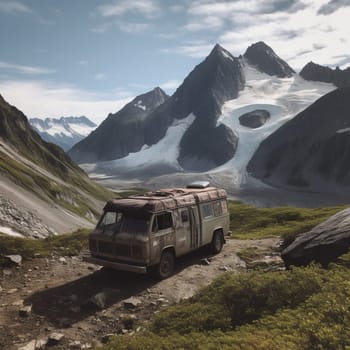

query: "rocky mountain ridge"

left=300, top=61, right=350, bottom=87
left=247, top=87, right=350, bottom=193
left=69, top=87, right=169, bottom=163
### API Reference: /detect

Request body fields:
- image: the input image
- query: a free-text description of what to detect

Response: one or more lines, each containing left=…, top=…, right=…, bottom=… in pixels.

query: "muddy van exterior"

left=83, top=183, right=230, bottom=278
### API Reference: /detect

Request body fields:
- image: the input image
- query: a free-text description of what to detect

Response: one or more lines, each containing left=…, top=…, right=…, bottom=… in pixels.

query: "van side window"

left=181, top=209, right=189, bottom=223
left=213, top=201, right=222, bottom=216
left=221, top=200, right=228, bottom=214
left=201, top=203, right=213, bottom=218
left=153, top=212, right=173, bottom=232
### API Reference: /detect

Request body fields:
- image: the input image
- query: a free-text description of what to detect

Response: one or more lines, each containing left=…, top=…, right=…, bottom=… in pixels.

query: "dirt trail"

left=0, top=238, right=282, bottom=350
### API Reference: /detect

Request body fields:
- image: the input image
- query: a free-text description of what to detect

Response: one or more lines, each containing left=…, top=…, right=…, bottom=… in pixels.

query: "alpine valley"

left=0, top=95, right=111, bottom=238
left=69, top=41, right=350, bottom=205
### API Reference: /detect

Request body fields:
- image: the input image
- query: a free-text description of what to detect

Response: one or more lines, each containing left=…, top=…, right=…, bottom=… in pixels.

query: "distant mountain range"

left=30, top=116, right=96, bottom=151
left=4, top=39, right=349, bottom=202
left=0, top=95, right=110, bottom=237
left=68, top=41, right=350, bottom=197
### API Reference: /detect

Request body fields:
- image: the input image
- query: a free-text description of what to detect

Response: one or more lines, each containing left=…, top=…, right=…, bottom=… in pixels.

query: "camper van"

left=83, top=182, right=230, bottom=279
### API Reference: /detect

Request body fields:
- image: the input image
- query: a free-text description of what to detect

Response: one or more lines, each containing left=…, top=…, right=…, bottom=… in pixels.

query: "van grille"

left=115, top=244, right=131, bottom=257
left=98, top=241, right=114, bottom=255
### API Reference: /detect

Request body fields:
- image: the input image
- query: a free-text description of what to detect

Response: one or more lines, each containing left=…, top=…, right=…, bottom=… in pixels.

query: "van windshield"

left=98, top=211, right=148, bottom=234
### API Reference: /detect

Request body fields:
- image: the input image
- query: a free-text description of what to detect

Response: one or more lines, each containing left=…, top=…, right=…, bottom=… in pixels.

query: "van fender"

left=152, top=245, right=176, bottom=265
left=212, top=227, right=226, bottom=243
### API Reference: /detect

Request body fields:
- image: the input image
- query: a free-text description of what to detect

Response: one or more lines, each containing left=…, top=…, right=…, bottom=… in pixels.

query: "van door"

left=176, top=208, right=191, bottom=255
left=189, top=206, right=200, bottom=249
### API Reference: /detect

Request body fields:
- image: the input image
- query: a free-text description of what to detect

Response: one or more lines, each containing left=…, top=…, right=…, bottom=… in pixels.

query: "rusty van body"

left=83, top=182, right=230, bottom=278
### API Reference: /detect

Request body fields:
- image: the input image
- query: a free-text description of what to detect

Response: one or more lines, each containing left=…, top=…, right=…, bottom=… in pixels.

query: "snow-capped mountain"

left=30, top=116, right=97, bottom=151
left=73, top=42, right=338, bottom=195
left=247, top=87, right=350, bottom=193
left=70, top=44, right=245, bottom=172
left=69, top=88, right=169, bottom=163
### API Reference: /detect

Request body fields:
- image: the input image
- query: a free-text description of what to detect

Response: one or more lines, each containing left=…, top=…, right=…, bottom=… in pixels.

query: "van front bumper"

left=83, top=254, right=148, bottom=274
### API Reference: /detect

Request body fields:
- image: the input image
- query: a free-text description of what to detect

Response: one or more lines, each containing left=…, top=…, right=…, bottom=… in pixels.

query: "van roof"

left=104, top=187, right=227, bottom=215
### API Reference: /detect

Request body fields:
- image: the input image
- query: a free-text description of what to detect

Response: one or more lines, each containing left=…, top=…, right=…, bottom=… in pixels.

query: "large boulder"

left=282, top=207, right=350, bottom=267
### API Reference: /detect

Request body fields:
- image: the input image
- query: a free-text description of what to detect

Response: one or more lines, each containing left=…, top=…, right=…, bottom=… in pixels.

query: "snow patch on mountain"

left=82, top=113, right=195, bottom=177
left=212, top=63, right=336, bottom=188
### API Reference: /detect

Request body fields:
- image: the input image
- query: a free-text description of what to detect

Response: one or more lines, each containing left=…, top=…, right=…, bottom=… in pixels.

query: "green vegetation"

left=101, top=263, right=350, bottom=350
left=0, top=229, right=89, bottom=267
left=229, top=201, right=346, bottom=245
left=98, top=202, right=350, bottom=350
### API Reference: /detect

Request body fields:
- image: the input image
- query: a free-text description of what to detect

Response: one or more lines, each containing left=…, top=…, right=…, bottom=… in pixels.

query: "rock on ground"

left=282, top=207, right=350, bottom=267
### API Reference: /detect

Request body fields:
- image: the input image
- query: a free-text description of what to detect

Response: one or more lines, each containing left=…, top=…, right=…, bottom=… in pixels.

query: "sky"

left=0, top=0, right=349, bottom=124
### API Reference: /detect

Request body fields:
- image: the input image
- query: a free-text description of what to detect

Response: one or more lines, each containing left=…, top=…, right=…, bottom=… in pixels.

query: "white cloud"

left=163, top=0, right=349, bottom=71
left=0, top=1, right=33, bottom=15
left=118, top=21, right=153, bottom=33
left=0, top=61, right=55, bottom=75
left=160, top=79, right=181, bottom=92
left=95, top=73, right=106, bottom=80
left=162, top=41, right=214, bottom=58
left=91, top=22, right=113, bottom=33
left=97, top=0, right=161, bottom=18
left=0, top=80, right=134, bottom=124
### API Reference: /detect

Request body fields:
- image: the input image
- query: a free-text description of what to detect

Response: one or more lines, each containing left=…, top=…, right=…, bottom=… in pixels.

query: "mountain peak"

left=208, top=43, right=235, bottom=61
left=244, top=41, right=295, bottom=78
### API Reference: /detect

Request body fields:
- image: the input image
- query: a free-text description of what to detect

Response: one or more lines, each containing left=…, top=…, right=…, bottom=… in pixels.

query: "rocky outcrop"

left=300, top=61, right=350, bottom=87
left=282, top=207, right=350, bottom=267
left=244, top=41, right=295, bottom=78
left=239, top=109, right=270, bottom=128
left=247, top=87, right=350, bottom=193
left=69, top=87, right=169, bottom=163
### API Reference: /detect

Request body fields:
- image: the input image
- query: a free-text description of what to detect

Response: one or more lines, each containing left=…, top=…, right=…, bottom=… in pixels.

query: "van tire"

left=211, top=230, right=224, bottom=254
left=155, top=250, right=175, bottom=279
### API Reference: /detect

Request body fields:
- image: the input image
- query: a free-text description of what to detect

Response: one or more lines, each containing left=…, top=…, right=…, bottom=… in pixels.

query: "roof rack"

left=186, top=181, right=210, bottom=189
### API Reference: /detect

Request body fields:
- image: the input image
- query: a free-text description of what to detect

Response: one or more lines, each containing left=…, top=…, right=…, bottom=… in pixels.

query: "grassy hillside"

left=0, top=95, right=112, bottom=220
left=229, top=201, right=347, bottom=246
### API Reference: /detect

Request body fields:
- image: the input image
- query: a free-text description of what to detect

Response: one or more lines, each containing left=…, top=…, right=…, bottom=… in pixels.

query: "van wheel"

left=211, top=231, right=223, bottom=254
left=156, top=250, right=175, bottom=279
